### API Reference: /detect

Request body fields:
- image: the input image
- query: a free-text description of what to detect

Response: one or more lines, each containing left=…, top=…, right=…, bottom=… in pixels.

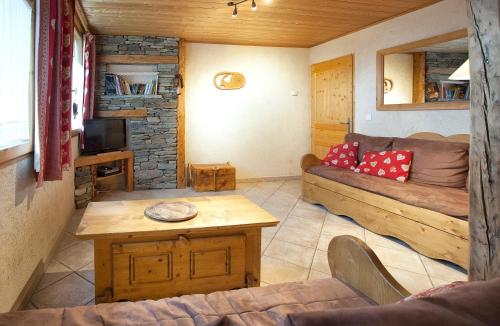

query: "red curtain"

left=36, top=0, right=75, bottom=185
left=82, top=33, right=96, bottom=120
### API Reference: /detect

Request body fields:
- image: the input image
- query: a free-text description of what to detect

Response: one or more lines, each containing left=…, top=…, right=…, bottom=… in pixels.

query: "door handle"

left=340, top=118, right=352, bottom=133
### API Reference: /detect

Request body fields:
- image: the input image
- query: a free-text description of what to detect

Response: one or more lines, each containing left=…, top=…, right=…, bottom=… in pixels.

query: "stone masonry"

left=95, top=35, right=179, bottom=189
left=75, top=166, right=93, bottom=208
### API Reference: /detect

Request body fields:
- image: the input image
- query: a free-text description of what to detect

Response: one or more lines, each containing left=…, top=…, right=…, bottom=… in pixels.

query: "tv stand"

left=75, top=151, right=134, bottom=206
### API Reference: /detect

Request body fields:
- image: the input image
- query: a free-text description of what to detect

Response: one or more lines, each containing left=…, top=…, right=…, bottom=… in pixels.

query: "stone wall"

left=75, top=166, right=92, bottom=208
left=95, top=35, right=179, bottom=189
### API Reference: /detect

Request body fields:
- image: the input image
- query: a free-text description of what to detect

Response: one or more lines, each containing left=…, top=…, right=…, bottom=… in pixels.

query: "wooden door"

left=311, top=55, right=354, bottom=158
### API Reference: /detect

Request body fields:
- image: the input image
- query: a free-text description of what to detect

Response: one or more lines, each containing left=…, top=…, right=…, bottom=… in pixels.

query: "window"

left=71, top=30, right=84, bottom=131
left=0, top=0, right=34, bottom=154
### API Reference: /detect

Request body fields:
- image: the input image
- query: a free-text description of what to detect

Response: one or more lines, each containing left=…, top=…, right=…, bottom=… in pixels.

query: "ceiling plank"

left=81, top=0, right=441, bottom=48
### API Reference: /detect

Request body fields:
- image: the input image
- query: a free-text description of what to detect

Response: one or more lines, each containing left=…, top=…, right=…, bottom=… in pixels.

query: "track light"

left=227, top=0, right=257, bottom=17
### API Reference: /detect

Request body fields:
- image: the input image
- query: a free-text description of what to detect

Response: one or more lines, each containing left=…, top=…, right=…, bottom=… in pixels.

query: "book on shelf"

left=104, top=73, right=158, bottom=96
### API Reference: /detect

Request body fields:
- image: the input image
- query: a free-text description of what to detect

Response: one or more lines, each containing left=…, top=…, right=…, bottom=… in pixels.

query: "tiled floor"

left=25, top=180, right=467, bottom=309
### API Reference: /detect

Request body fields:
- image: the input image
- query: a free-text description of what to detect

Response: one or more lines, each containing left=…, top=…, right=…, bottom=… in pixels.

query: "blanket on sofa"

left=0, top=278, right=373, bottom=326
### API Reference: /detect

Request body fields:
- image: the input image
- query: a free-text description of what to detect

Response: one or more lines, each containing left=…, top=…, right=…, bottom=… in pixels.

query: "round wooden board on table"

left=144, top=202, right=198, bottom=222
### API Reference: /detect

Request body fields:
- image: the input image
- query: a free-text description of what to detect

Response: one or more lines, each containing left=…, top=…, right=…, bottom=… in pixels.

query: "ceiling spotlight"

left=227, top=0, right=257, bottom=17
left=251, top=0, right=257, bottom=11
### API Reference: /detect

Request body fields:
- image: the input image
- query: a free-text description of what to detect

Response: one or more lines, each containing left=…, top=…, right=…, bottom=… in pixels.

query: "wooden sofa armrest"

left=328, top=235, right=411, bottom=305
left=301, top=153, right=321, bottom=172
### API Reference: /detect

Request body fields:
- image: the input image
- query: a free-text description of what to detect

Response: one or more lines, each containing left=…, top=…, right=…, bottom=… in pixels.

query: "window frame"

left=71, top=28, right=85, bottom=132
left=0, top=0, right=35, bottom=165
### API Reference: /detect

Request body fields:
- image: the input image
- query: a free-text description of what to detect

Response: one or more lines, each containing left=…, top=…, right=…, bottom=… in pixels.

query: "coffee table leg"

left=94, top=239, right=114, bottom=303
left=245, top=228, right=261, bottom=287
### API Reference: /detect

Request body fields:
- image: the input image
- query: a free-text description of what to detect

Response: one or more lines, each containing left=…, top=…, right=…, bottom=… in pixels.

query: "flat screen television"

left=82, top=119, right=127, bottom=155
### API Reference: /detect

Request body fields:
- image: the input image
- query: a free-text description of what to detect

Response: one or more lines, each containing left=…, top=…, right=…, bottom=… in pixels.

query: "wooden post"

left=177, top=40, right=187, bottom=189
left=467, top=0, right=500, bottom=281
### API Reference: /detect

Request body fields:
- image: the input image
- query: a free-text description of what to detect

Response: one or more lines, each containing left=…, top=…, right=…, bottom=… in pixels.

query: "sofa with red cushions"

left=301, top=132, right=470, bottom=269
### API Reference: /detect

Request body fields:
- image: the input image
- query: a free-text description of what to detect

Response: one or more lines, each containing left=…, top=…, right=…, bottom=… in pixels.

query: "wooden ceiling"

left=80, top=0, right=441, bottom=48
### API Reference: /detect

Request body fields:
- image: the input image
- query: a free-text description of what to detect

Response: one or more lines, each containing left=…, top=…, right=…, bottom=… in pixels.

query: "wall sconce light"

left=227, top=0, right=257, bottom=18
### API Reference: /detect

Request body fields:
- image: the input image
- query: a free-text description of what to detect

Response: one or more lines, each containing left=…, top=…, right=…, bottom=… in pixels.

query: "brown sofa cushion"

left=392, top=137, right=469, bottom=188
left=344, top=133, right=394, bottom=162
left=287, top=277, right=500, bottom=326
left=307, top=166, right=468, bottom=218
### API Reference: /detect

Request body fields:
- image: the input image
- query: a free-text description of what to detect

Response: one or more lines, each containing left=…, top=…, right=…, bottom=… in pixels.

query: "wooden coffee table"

left=76, top=195, right=279, bottom=303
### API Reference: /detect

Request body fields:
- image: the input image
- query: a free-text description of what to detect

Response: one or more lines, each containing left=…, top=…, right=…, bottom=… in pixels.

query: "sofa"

left=1, top=236, right=498, bottom=326
left=302, top=132, right=470, bottom=269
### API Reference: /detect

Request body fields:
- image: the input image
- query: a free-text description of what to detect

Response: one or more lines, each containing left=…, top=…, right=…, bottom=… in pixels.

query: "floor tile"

left=308, top=270, right=330, bottom=280
left=430, top=278, right=450, bottom=287
left=420, top=256, right=467, bottom=282
left=294, top=200, right=326, bottom=213
left=58, top=232, right=80, bottom=251
left=35, top=260, right=72, bottom=292
left=371, top=245, right=427, bottom=275
left=31, top=273, right=94, bottom=309
left=311, top=250, right=330, bottom=274
left=386, top=267, right=433, bottom=294
left=77, top=261, right=95, bottom=284
left=283, top=215, right=324, bottom=234
left=324, top=213, right=358, bottom=226
left=290, top=206, right=326, bottom=220
left=261, top=201, right=294, bottom=221
left=65, top=209, right=85, bottom=234
left=261, top=256, right=309, bottom=284
left=262, top=225, right=280, bottom=239
left=264, top=239, right=315, bottom=268
left=365, top=230, right=411, bottom=251
left=321, top=220, right=365, bottom=240
left=55, top=241, right=94, bottom=271
left=317, top=234, right=334, bottom=251
left=275, top=225, right=320, bottom=249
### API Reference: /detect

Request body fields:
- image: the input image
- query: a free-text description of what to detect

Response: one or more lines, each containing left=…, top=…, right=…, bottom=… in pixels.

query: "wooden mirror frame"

left=376, top=29, right=469, bottom=111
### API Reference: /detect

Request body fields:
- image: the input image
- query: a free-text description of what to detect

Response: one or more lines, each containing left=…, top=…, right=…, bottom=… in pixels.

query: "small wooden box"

left=190, top=163, right=236, bottom=192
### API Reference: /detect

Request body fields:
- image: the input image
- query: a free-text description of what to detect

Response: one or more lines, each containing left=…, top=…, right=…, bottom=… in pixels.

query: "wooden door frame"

left=177, top=40, right=186, bottom=188
left=310, top=54, right=355, bottom=152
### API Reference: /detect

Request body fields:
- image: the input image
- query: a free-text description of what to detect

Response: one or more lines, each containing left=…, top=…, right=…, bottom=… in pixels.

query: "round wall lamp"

left=227, top=0, right=257, bottom=18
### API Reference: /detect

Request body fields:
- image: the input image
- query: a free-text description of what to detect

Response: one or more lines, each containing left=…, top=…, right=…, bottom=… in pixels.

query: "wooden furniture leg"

left=127, top=156, right=134, bottom=192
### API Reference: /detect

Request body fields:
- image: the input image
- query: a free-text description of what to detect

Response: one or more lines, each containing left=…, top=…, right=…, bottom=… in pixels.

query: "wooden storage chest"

left=190, top=163, right=236, bottom=192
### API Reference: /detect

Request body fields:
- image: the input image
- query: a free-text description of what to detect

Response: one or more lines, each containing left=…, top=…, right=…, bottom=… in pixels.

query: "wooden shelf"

left=100, top=95, right=162, bottom=99
left=97, top=54, right=178, bottom=64
left=75, top=151, right=133, bottom=168
left=94, top=109, right=148, bottom=118
left=96, top=172, right=125, bottom=181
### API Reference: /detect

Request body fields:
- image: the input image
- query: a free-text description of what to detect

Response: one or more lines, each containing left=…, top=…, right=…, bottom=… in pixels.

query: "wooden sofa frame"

left=329, top=235, right=410, bottom=304
left=302, top=133, right=470, bottom=269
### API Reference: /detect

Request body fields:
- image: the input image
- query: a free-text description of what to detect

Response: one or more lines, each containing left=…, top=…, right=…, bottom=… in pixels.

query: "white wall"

left=310, top=0, right=470, bottom=137
left=186, top=43, right=310, bottom=179
left=0, top=136, right=78, bottom=312
left=384, top=54, right=414, bottom=105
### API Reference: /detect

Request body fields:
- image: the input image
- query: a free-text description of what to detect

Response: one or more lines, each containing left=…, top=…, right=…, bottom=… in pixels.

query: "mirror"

left=377, top=29, right=469, bottom=111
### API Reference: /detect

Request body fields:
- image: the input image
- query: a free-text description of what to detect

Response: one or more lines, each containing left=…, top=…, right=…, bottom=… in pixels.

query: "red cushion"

left=322, top=141, right=359, bottom=170
left=354, top=150, right=413, bottom=182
